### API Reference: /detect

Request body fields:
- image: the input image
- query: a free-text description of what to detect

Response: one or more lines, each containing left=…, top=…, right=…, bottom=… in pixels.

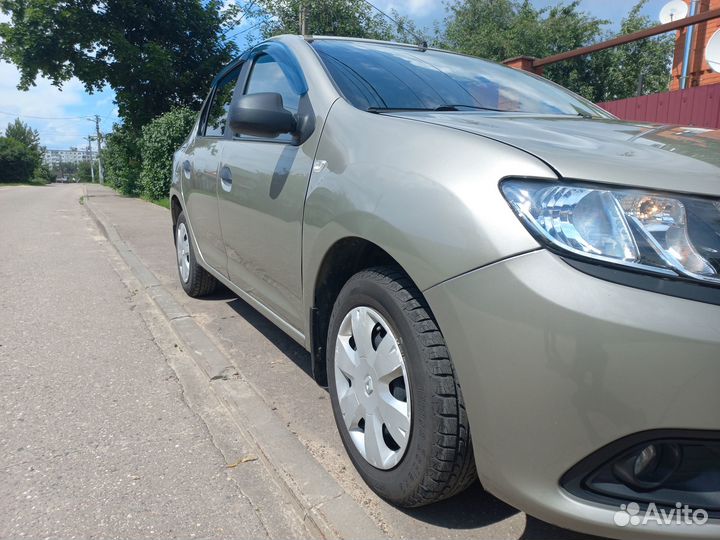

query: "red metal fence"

left=597, top=83, right=720, bottom=129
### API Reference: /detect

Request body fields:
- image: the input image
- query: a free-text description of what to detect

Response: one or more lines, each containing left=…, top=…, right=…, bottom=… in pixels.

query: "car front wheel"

left=327, top=266, right=477, bottom=507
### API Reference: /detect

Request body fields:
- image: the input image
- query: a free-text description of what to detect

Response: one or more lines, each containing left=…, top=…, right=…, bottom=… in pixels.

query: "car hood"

left=390, top=113, right=720, bottom=197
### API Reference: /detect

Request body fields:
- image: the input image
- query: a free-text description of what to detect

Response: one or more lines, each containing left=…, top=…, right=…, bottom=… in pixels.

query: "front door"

left=218, top=51, right=317, bottom=331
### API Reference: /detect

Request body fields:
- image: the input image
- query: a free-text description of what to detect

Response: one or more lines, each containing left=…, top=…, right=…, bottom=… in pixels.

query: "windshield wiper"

left=435, top=104, right=508, bottom=112
left=367, top=104, right=508, bottom=113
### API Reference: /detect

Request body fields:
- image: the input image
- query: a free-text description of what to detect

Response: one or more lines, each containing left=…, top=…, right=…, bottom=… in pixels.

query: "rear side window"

left=244, top=54, right=300, bottom=114
left=205, top=65, right=242, bottom=137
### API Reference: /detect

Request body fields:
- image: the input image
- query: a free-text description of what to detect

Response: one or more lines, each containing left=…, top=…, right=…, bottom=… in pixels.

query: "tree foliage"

left=102, top=125, right=142, bottom=195
left=257, top=0, right=423, bottom=43
left=3, top=118, right=42, bottom=181
left=441, top=0, right=673, bottom=102
left=34, top=163, right=55, bottom=183
left=0, top=0, right=239, bottom=129
left=590, top=2, right=674, bottom=101
left=5, top=118, right=40, bottom=152
left=77, top=160, right=95, bottom=183
left=51, top=161, right=79, bottom=178
left=139, top=107, right=197, bottom=200
left=0, top=136, right=38, bottom=182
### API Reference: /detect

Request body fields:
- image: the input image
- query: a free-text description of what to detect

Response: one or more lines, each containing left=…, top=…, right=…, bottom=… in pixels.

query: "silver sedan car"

left=170, top=35, right=720, bottom=539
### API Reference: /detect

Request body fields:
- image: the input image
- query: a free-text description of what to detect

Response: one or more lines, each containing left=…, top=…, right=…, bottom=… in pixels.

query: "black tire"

left=327, top=266, right=477, bottom=507
left=174, top=211, right=218, bottom=298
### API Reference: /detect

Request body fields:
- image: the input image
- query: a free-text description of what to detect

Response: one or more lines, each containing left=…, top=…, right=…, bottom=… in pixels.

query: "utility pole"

left=85, top=135, right=96, bottom=183
left=89, top=115, right=104, bottom=184
left=299, top=2, right=309, bottom=35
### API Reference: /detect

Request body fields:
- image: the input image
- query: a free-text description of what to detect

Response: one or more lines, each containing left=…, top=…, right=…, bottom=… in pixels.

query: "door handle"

left=220, top=166, right=232, bottom=192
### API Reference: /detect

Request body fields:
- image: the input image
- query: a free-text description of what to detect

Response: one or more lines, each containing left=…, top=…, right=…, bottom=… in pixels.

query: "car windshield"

left=312, top=40, right=609, bottom=118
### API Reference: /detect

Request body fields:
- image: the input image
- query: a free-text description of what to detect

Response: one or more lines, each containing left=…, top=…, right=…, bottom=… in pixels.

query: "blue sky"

left=396, top=0, right=671, bottom=30
left=1, top=0, right=673, bottom=149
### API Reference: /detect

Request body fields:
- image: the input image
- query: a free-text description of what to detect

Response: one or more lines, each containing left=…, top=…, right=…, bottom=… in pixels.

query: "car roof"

left=304, top=35, right=423, bottom=51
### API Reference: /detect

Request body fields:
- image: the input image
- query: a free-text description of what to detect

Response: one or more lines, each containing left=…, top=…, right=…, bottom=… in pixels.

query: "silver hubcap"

left=334, top=306, right=411, bottom=470
left=176, top=223, right=190, bottom=283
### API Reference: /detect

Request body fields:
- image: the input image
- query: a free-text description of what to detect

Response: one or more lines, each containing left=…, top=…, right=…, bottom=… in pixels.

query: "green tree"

left=4, top=118, right=42, bottom=177
left=590, top=2, right=674, bottom=101
left=139, top=107, right=196, bottom=200
left=441, top=0, right=672, bottom=102
left=102, top=125, right=143, bottom=195
left=0, top=136, right=37, bottom=182
left=77, top=161, right=95, bottom=183
left=33, top=163, right=55, bottom=183
left=257, top=0, right=423, bottom=43
left=5, top=118, right=40, bottom=151
left=0, top=0, right=240, bottom=129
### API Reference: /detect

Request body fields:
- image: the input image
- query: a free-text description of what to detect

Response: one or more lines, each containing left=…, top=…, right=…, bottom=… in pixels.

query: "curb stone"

left=82, top=186, right=386, bottom=540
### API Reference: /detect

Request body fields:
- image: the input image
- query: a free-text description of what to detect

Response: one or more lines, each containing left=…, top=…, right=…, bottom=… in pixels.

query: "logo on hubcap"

left=364, top=375, right=374, bottom=396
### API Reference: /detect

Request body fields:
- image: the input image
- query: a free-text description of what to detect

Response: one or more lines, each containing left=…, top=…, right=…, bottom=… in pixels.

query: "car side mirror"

left=227, top=92, right=297, bottom=139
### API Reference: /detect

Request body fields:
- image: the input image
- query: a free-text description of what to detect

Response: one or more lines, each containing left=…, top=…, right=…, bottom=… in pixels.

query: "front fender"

left=302, top=100, right=556, bottom=325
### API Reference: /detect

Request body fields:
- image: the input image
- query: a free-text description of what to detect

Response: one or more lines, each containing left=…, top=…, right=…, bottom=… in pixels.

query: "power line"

left=225, top=19, right=266, bottom=42
left=360, top=0, right=427, bottom=46
left=0, top=109, right=115, bottom=121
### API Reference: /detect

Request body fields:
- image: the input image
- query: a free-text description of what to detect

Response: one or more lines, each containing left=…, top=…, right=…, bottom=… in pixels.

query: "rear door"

left=182, top=65, right=243, bottom=277
left=217, top=46, right=317, bottom=331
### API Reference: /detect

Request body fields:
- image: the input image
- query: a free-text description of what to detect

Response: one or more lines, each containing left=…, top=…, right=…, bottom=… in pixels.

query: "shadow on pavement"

left=398, top=481, right=519, bottom=528
left=208, top=289, right=606, bottom=539
left=224, top=291, right=315, bottom=379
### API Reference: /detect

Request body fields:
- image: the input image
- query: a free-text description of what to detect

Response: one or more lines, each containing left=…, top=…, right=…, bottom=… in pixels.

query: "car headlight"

left=501, top=179, right=720, bottom=285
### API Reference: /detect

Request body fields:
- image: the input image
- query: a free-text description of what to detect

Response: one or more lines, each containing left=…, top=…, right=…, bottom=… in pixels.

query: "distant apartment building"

left=43, top=148, right=97, bottom=167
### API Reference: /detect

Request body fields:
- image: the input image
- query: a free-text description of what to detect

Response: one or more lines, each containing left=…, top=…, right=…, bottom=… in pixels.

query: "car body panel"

left=173, top=36, right=340, bottom=336
left=424, top=249, right=720, bottom=539
left=218, top=140, right=315, bottom=331
left=388, top=113, right=720, bottom=196
left=181, top=137, right=228, bottom=275
left=215, top=42, right=324, bottom=331
left=302, top=98, right=552, bottom=320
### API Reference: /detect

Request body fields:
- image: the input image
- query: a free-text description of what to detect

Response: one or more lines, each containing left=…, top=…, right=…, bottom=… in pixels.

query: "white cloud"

left=0, top=59, right=119, bottom=149
left=376, top=0, right=439, bottom=16
left=0, top=61, right=96, bottom=148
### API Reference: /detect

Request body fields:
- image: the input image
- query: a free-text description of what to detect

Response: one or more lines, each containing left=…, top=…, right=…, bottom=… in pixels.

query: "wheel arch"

left=170, top=194, right=183, bottom=233
left=309, top=236, right=425, bottom=386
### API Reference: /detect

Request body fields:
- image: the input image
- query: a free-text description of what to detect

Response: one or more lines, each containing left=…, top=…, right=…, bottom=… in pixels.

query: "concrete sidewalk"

left=83, top=184, right=601, bottom=540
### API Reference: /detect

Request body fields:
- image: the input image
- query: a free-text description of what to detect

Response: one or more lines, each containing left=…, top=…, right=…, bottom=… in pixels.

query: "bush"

left=33, top=163, right=55, bottom=184
left=139, top=107, right=197, bottom=201
left=102, top=125, right=142, bottom=196
left=0, top=136, right=38, bottom=182
left=77, top=161, right=94, bottom=183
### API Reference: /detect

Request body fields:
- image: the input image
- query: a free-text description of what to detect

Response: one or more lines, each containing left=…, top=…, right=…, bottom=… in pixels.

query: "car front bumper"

left=424, top=249, right=720, bottom=539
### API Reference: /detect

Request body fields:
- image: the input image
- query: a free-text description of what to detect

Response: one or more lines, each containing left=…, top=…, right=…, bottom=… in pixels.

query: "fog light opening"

left=613, top=443, right=683, bottom=491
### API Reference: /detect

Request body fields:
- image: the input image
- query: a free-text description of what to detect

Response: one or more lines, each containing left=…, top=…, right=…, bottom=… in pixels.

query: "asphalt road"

left=0, top=184, right=305, bottom=539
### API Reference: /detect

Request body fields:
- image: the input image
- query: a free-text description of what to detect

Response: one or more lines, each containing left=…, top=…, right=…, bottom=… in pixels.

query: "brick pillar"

left=502, top=56, right=543, bottom=75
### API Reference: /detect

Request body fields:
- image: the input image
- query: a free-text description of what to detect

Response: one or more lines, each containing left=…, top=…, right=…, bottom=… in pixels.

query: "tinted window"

left=244, top=54, right=300, bottom=114
left=205, top=66, right=241, bottom=137
left=312, top=40, right=608, bottom=117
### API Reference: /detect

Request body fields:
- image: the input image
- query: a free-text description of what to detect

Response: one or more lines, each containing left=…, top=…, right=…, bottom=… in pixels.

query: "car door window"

left=238, top=54, right=300, bottom=142
left=204, top=65, right=242, bottom=137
